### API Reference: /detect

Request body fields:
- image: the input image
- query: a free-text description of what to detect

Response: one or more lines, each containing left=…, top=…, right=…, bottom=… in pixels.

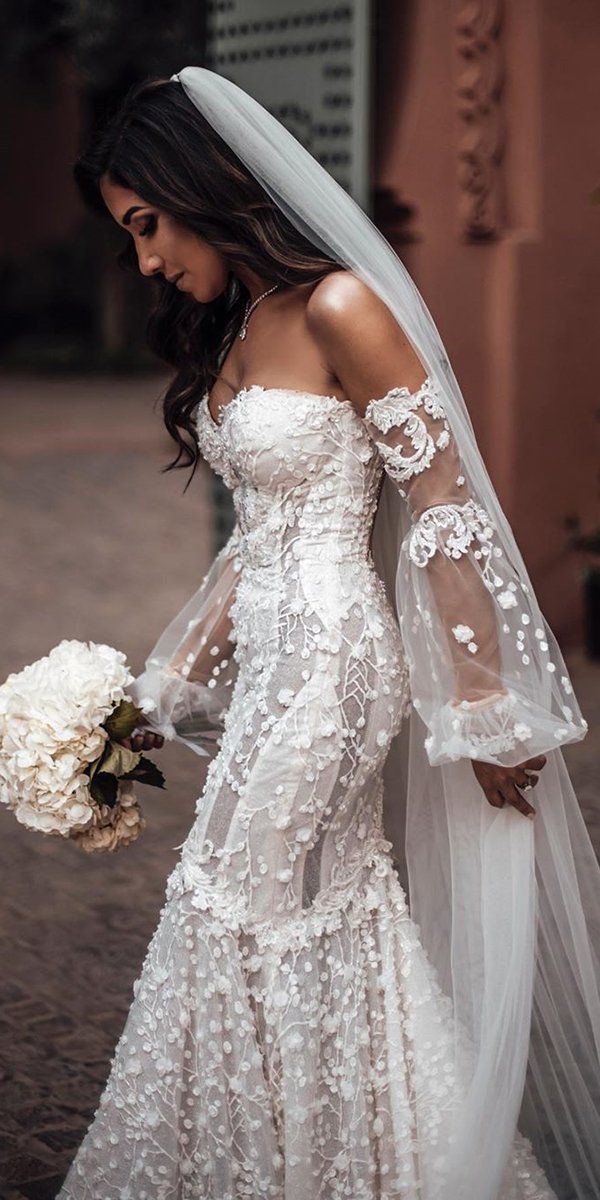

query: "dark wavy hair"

left=73, top=75, right=341, bottom=487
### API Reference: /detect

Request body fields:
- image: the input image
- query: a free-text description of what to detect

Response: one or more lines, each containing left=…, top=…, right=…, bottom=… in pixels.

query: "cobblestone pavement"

left=0, top=374, right=598, bottom=1200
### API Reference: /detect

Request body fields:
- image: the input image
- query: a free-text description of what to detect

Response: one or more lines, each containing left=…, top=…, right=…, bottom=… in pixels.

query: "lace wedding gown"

left=58, top=378, right=557, bottom=1200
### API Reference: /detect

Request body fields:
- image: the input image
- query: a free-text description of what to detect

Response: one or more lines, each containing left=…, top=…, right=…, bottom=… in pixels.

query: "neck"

left=234, top=265, right=278, bottom=304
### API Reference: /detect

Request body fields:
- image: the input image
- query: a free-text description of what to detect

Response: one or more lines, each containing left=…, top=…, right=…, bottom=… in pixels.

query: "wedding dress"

left=57, top=376, right=559, bottom=1200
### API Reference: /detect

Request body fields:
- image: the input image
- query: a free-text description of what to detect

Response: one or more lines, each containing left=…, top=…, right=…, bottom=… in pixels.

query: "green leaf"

left=103, top=698, right=144, bottom=741
left=122, top=754, right=166, bottom=790
left=89, top=772, right=119, bottom=807
left=88, top=745, right=110, bottom=781
left=99, top=741, right=142, bottom=778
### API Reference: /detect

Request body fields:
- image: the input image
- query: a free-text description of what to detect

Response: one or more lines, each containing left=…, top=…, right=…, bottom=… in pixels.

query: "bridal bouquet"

left=0, top=639, right=165, bottom=852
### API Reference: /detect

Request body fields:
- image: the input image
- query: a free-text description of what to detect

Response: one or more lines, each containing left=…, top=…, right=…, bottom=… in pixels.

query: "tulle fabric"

left=132, top=523, right=242, bottom=755
left=129, top=66, right=600, bottom=1199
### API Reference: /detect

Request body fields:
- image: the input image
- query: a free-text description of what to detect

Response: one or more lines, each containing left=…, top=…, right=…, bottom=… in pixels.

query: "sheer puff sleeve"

left=308, top=275, right=588, bottom=767
left=362, top=373, right=590, bottom=766
left=127, top=522, right=242, bottom=757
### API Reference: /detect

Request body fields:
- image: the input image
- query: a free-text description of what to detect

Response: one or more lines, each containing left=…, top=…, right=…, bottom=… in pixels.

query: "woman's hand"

left=470, top=755, right=547, bottom=818
left=116, top=715, right=165, bottom=753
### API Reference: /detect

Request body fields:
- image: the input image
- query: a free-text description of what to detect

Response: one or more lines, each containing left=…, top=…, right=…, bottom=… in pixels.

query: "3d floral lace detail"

left=408, top=498, right=496, bottom=569
left=193, top=390, right=240, bottom=490
left=425, top=688, right=536, bottom=762
left=360, top=374, right=587, bottom=765
left=364, top=375, right=451, bottom=486
left=58, top=385, right=559, bottom=1199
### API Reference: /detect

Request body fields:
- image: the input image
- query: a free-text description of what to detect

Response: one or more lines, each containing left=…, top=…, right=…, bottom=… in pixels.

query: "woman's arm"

left=307, top=274, right=546, bottom=815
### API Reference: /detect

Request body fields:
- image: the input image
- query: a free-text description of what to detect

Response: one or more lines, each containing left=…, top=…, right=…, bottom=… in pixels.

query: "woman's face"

left=99, top=176, right=230, bottom=302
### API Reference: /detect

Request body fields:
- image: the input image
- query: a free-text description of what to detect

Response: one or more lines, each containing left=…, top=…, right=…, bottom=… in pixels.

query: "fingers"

left=521, top=755, right=547, bottom=771
left=500, top=753, right=547, bottom=819
left=131, top=730, right=164, bottom=752
left=499, top=780, right=536, bottom=820
left=116, top=730, right=165, bottom=751
left=485, top=791, right=505, bottom=809
left=471, top=758, right=539, bottom=818
left=514, top=768, right=539, bottom=791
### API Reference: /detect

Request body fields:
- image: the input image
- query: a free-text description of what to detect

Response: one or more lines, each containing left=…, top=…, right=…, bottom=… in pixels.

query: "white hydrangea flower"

left=72, top=782, right=145, bottom=853
left=0, top=639, right=142, bottom=845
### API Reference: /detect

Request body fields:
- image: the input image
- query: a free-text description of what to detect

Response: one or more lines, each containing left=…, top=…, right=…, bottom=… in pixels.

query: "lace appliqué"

left=364, top=375, right=451, bottom=484
left=424, top=688, right=539, bottom=763
left=364, top=375, right=586, bottom=764
left=194, top=392, right=240, bottom=490
left=57, top=385, right=563, bottom=1198
left=408, top=498, right=496, bottom=570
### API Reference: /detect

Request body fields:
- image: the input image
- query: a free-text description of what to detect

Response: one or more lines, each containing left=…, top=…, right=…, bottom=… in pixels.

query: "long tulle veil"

left=156, top=66, right=600, bottom=1199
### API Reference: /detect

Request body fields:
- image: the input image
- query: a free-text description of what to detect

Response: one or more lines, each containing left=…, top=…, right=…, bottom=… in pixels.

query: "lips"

left=168, top=271, right=185, bottom=287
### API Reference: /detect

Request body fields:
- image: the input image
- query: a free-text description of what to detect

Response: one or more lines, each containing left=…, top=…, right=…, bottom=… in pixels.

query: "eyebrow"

left=121, top=205, right=147, bottom=227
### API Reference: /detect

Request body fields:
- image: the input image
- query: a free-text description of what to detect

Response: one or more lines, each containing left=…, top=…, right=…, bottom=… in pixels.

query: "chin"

left=187, top=283, right=206, bottom=302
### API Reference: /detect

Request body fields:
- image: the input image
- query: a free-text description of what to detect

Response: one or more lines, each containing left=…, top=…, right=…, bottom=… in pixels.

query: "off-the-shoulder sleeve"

left=127, top=523, right=242, bottom=756
left=362, top=375, right=588, bottom=766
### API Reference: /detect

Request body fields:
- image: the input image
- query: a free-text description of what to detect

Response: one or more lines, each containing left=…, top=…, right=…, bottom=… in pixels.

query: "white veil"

left=144, top=66, right=599, bottom=1199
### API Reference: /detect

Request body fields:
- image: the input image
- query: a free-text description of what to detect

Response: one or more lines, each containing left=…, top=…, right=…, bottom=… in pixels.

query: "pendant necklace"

left=238, top=283, right=280, bottom=339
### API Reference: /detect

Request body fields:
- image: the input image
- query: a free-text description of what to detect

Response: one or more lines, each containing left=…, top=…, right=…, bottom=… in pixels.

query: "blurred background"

left=0, top=1, right=598, bottom=1195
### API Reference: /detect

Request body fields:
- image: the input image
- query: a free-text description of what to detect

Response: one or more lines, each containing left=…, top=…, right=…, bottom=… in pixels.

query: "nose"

left=138, top=251, right=164, bottom=278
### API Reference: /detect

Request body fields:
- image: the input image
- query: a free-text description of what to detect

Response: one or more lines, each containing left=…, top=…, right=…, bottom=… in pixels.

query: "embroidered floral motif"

left=58, top=384, right=562, bottom=1199
left=364, top=376, right=451, bottom=483
left=358, top=377, right=585, bottom=763
left=408, top=498, right=496, bottom=569
left=452, top=623, right=475, bottom=644
left=428, top=690, right=538, bottom=762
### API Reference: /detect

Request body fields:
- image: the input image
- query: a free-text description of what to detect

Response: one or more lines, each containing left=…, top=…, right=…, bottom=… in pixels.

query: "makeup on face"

left=99, top=177, right=232, bottom=303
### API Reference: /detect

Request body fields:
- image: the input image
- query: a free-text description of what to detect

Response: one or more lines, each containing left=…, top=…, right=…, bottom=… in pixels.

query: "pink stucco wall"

left=374, top=0, right=600, bottom=645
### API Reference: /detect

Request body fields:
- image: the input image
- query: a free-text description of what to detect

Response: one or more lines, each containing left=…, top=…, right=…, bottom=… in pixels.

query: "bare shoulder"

left=306, top=270, right=398, bottom=340
left=306, top=270, right=425, bottom=413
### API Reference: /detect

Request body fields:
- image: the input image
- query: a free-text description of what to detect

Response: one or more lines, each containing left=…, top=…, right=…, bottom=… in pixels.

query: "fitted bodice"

left=195, top=385, right=385, bottom=572
left=175, top=381, right=411, bottom=930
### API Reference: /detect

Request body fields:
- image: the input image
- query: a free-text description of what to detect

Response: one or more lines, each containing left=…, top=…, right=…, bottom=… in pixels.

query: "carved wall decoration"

left=454, top=0, right=506, bottom=240
left=372, top=186, right=419, bottom=245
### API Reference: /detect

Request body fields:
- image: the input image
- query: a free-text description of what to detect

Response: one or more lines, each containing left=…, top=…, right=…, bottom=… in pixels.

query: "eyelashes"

left=139, top=215, right=157, bottom=238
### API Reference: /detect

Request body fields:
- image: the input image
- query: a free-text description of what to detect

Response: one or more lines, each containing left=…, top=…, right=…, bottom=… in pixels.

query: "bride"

left=57, top=68, right=600, bottom=1200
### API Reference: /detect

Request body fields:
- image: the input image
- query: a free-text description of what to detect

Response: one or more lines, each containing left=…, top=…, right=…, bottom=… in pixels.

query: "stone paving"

left=0, top=374, right=598, bottom=1200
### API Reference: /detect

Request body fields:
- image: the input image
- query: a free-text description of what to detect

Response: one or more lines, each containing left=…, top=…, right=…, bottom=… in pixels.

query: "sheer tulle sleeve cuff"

left=418, top=688, right=589, bottom=767
left=126, top=523, right=243, bottom=756
left=130, top=663, right=237, bottom=751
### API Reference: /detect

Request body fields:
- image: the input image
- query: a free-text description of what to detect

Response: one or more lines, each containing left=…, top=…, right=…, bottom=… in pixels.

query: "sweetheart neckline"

left=201, top=383, right=348, bottom=431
